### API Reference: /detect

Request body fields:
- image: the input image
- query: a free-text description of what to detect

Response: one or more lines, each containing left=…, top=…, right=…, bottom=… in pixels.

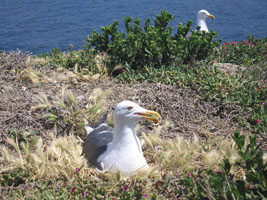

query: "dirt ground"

left=1, top=51, right=264, bottom=150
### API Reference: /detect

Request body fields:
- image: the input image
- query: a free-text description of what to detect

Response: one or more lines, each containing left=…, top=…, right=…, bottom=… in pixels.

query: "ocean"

left=0, top=0, right=266, bottom=55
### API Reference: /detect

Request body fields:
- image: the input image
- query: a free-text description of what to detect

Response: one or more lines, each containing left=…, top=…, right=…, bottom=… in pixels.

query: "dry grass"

left=0, top=130, right=95, bottom=181
left=1, top=119, right=261, bottom=200
left=0, top=120, right=244, bottom=180
left=19, top=67, right=52, bottom=84
left=29, top=87, right=111, bottom=139
left=142, top=122, right=241, bottom=176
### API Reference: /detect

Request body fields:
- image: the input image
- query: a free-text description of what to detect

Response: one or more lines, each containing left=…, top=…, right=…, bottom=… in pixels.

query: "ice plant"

left=144, top=193, right=148, bottom=198
left=187, top=173, right=192, bottom=178
left=70, top=55, right=73, bottom=59
left=71, top=187, right=76, bottom=192
left=259, top=102, right=264, bottom=106
left=123, top=185, right=129, bottom=191
left=242, top=40, right=248, bottom=46
left=23, top=187, right=27, bottom=191
left=75, top=168, right=80, bottom=173
left=256, top=119, right=261, bottom=124
left=83, top=191, right=87, bottom=196
left=121, top=68, right=125, bottom=73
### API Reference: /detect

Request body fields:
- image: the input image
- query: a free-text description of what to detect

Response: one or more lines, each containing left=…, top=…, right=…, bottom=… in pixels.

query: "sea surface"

left=0, top=0, right=266, bottom=55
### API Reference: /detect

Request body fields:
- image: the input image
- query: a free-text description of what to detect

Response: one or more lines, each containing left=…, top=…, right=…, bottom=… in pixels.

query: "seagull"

left=186, top=9, right=215, bottom=39
left=196, top=9, right=215, bottom=32
left=82, top=100, right=161, bottom=175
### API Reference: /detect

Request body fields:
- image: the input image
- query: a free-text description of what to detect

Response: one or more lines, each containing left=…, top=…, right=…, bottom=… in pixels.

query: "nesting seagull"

left=82, top=100, right=161, bottom=175
left=186, top=9, right=215, bottom=39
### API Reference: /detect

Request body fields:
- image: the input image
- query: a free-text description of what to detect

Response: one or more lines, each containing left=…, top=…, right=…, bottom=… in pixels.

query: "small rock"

left=77, top=95, right=85, bottom=101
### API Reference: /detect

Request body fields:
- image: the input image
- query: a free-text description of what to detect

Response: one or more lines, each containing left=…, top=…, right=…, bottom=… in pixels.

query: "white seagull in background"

left=82, top=100, right=161, bottom=175
left=196, top=9, right=215, bottom=32
left=186, top=9, right=215, bottom=39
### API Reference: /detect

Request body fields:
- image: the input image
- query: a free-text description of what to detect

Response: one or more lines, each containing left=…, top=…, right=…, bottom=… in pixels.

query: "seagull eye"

left=127, top=106, right=133, bottom=110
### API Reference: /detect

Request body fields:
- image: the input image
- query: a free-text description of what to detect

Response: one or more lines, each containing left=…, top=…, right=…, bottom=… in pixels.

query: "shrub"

left=86, top=10, right=220, bottom=69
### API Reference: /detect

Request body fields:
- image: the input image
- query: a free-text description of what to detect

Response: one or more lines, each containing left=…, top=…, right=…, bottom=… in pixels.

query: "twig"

left=225, top=174, right=236, bottom=200
left=1, top=113, right=18, bottom=123
left=196, top=178, right=216, bottom=200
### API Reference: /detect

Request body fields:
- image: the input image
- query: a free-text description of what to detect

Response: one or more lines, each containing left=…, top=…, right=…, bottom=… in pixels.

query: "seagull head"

left=197, top=9, right=215, bottom=20
left=114, top=101, right=161, bottom=125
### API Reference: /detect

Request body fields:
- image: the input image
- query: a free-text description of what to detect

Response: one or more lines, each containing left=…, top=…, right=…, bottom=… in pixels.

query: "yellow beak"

left=208, top=14, right=215, bottom=19
left=137, top=110, right=161, bottom=123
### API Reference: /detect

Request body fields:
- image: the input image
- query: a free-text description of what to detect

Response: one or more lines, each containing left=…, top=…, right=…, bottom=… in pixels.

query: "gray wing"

left=82, top=123, right=113, bottom=168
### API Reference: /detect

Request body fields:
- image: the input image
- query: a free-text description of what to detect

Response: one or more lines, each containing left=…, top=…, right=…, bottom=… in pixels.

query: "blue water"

left=0, top=0, right=266, bottom=55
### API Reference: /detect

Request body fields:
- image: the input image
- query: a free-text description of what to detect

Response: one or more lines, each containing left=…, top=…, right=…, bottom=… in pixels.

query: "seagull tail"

left=85, top=112, right=108, bottom=135
left=96, top=112, right=108, bottom=127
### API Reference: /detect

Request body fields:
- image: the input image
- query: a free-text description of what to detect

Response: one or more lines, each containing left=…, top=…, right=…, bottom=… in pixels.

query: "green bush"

left=86, top=10, right=220, bottom=69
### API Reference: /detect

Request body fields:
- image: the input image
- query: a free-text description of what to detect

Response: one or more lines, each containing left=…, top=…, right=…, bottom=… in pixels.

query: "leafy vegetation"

left=184, top=131, right=267, bottom=200
left=216, top=36, right=267, bottom=66
left=86, top=10, right=220, bottom=69
left=40, top=47, right=105, bottom=74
